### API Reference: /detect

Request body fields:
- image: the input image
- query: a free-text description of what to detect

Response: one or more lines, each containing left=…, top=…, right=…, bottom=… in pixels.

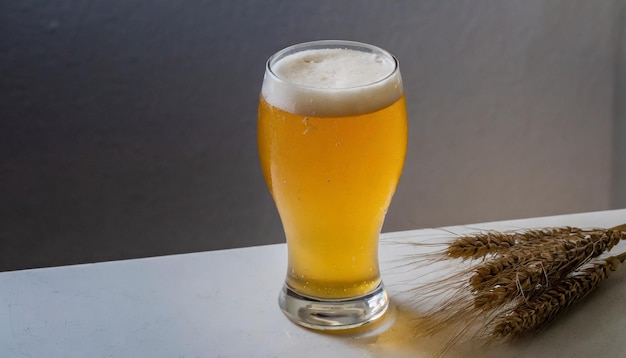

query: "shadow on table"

left=318, top=300, right=492, bottom=358
left=321, top=267, right=626, bottom=358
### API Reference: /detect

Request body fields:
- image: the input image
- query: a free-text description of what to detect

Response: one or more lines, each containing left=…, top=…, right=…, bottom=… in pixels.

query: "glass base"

left=278, top=282, right=389, bottom=330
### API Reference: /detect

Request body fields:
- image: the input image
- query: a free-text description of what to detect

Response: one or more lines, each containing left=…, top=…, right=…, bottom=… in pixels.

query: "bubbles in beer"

left=303, top=55, right=323, bottom=64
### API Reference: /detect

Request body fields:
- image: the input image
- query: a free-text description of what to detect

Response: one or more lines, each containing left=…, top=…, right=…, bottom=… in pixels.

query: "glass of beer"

left=258, top=40, right=407, bottom=330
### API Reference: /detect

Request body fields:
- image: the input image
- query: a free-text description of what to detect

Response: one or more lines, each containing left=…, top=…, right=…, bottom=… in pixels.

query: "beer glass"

left=258, top=40, right=407, bottom=330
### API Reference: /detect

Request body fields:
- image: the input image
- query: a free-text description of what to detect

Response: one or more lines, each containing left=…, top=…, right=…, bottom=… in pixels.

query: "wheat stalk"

left=490, top=251, right=626, bottom=341
left=470, top=228, right=624, bottom=289
left=472, top=228, right=626, bottom=309
left=445, top=227, right=583, bottom=260
left=401, top=223, right=626, bottom=350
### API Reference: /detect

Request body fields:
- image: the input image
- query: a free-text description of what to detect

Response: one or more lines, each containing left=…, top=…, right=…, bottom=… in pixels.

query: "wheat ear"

left=470, top=228, right=625, bottom=291
left=445, top=227, right=583, bottom=260
left=490, top=251, right=626, bottom=341
left=473, top=228, right=626, bottom=309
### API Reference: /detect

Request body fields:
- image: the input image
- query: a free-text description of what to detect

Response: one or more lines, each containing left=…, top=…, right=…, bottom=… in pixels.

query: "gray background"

left=2, top=1, right=625, bottom=271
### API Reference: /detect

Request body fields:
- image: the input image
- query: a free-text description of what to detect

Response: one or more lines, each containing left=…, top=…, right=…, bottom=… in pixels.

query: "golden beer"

left=258, top=96, right=407, bottom=298
left=258, top=40, right=407, bottom=329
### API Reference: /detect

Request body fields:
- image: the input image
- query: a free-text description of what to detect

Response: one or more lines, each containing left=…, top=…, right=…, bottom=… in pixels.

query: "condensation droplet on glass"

left=302, top=117, right=308, bottom=134
left=302, top=117, right=317, bottom=135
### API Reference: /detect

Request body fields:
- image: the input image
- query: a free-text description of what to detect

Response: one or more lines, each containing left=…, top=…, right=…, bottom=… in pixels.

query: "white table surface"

left=2, top=209, right=626, bottom=358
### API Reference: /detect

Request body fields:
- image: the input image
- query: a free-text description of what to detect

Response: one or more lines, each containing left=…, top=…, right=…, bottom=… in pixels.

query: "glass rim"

left=265, top=40, right=400, bottom=91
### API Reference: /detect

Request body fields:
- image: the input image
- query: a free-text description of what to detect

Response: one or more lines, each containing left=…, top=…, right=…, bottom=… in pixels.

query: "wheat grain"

left=490, top=251, right=626, bottom=341
left=472, top=231, right=626, bottom=309
left=445, top=227, right=582, bottom=260
left=472, top=229, right=626, bottom=309
left=447, top=225, right=626, bottom=261
left=470, top=228, right=625, bottom=292
left=400, top=224, right=626, bottom=352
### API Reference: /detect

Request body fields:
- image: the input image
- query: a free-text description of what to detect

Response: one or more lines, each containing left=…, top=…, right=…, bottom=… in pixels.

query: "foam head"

left=262, top=41, right=403, bottom=117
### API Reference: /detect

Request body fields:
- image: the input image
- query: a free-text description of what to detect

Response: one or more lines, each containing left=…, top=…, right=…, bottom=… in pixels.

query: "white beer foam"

left=262, top=48, right=403, bottom=117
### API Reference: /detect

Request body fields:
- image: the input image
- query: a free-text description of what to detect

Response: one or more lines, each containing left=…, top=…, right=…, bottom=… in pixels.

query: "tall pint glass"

left=258, top=40, right=407, bottom=330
